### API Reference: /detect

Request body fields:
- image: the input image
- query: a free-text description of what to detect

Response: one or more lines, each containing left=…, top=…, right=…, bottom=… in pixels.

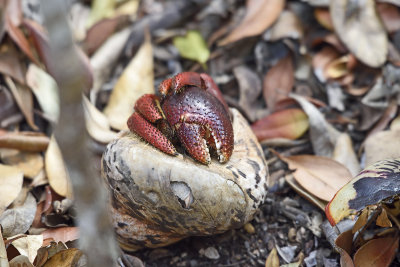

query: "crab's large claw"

left=127, top=95, right=177, bottom=156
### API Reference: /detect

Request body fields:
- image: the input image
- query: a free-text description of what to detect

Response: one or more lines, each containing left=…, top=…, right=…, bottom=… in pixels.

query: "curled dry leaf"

left=364, top=129, right=400, bottom=167
left=41, top=248, right=85, bottom=267
left=0, top=149, right=44, bottom=179
left=251, top=108, right=309, bottom=141
left=218, top=0, right=285, bottom=45
left=353, top=236, right=399, bottom=267
left=314, top=8, right=333, bottom=30
left=45, top=136, right=73, bottom=199
left=233, top=65, right=263, bottom=121
left=332, top=133, right=360, bottom=177
left=5, top=76, right=38, bottom=131
left=377, top=3, right=400, bottom=33
left=290, top=94, right=341, bottom=157
left=0, top=193, right=37, bottom=237
left=326, top=158, right=400, bottom=225
left=0, top=164, right=23, bottom=215
left=9, top=255, right=34, bottom=267
left=263, top=54, right=294, bottom=111
left=264, top=10, right=303, bottom=41
left=265, top=247, right=279, bottom=267
left=26, top=64, right=60, bottom=123
left=0, top=47, right=26, bottom=84
left=330, top=0, right=388, bottom=67
left=312, top=46, right=341, bottom=83
left=83, top=95, right=118, bottom=143
left=279, top=154, right=352, bottom=201
left=10, top=234, right=43, bottom=263
left=103, top=35, right=154, bottom=130
left=0, top=131, right=49, bottom=152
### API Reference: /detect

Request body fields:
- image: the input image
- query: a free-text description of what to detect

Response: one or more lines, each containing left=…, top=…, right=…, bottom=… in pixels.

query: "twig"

left=40, top=0, right=119, bottom=266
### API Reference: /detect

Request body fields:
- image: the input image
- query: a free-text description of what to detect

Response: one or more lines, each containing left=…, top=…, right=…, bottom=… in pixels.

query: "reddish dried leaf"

left=352, top=208, right=369, bottom=234
left=251, top=108, right=309, bottom=141
left=314, top=8, right=333, bottom=30
left=219, top=0, right=285, bottom=45
left=377, top=3, right=400, bottom=33
left=279, top=154, right=353, bottom=201
left=41, top=227, right=79, bottom=244
left=312, top=46, right=340, bottom=82
left=0, top=131, right=49, bottom=152
left=353, top=236, right=399, bottom=267
left=263, top=54, right=294, bottom=111
left=5, top=15, right=39, bottom=65
left=0, top=47, right=26, bottom=84
left=376, top=208, right=392, bottom=228
left=83, top=16, right=128, bottom=55
left=335, top=229, right=354, bottom=256
left=326, top=159, right=400, bottom=226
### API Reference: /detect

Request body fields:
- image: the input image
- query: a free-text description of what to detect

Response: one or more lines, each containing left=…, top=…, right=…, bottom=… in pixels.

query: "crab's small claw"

left=176, top=122, right=211, bottom=165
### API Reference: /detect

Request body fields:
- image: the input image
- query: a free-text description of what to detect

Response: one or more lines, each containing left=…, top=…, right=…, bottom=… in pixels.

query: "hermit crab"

left=127, top=72, right=234, bottom=164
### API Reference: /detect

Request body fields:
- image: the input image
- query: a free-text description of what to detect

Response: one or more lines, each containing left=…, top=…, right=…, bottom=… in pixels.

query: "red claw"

left=127, top=72, right=234, bottom=165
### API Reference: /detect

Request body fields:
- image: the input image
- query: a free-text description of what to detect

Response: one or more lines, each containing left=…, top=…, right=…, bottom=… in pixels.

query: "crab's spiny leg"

left=127, top=113, right=177, bottom=156
left=158, top=77, right=173, bottom=97
left=176, top=122, right=210, bottom=164
left=171, top=72, right=204, bottom=94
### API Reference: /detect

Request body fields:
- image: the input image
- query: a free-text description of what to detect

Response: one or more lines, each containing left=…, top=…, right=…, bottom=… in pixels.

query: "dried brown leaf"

left=219, top=0, right=285, bottom=45
left=5, top=76, right=38, bottom=131
left=45, top=136, right=73, bottom=199
left=9, top=255, right=34, bottom=267
left=312, top=46, right=340, bottom=82
left=41, top=227, right=79, bottom=244
left=332, top=133, right=360, bottom=177
left=377, top=3, right=400, bottom=33
left=314, top=8, right=333, bottom=30
left=42, top=248, right=84, bottom=267
left=263, top=54, right=294, bottom=111
left=280, top=154, right=352, bottom=201
left=264, top=10, right=303, bottom=41
left=265, top=247, right=279, bottom=267
left=352, top=208, right=369, bottom=233
left=330, top=0, right=388, bottom=67
left=83, top=95, right=118, bottom=143
left=353, top=236, right=399, bottom=267
left=104, top=35, right=154, bottom=130
left=0, top=131, right=49, bottom=152
left=0, top=193, right=37, bottom=237
left=9, top=234, right=43, bottom=263
left=365, top=129, right=400, bottom=166
left=0, top=229, right=7, bottom=267
left=376, top=208, right=392, bottom=228
left=0, top=149, right=44, bottom=179
left=0, top=47, right=26, bottom=84
left=251, top=109, right=309, bottom=141
left=0, top=164, right=23, bottom=215
left=290, top=94, right=341, bottom=157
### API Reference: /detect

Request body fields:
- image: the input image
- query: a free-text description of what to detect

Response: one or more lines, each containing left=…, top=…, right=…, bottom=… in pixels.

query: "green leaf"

left=173, top=30, right=210, bottom=66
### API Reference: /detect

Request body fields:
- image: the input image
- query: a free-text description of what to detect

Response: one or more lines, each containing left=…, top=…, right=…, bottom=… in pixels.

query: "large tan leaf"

left=103, top=36, right=154, bottom=130
left=353, top=236, right=399, bottom=267
left=83, top=95, right=118, bottom=143
left=280, top=154, right=352, bottom=201
left=10, top=234, right=43, bottom=263
left=45, top=136, right=73, bottom=198
left=365, top=129, right=400, bottom=166
left=330, top=0, right=388, bottom=67
left=0, top=164, right=23, bottom=215
left=219, top=0, right=285, bottom=45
